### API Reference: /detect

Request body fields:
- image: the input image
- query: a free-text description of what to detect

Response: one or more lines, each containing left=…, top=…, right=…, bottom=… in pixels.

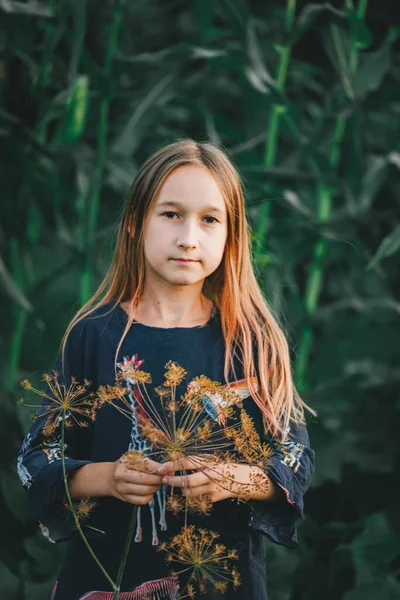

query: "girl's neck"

left=119, top=297, right=215, bottom=328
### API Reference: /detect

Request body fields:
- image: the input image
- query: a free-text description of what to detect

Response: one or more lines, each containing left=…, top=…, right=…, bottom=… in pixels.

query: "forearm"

left=247, top=472, right=286, bottom=502
left=67, top=462, right=114, bottom=499
left=228, top=465, right=286, bottom=502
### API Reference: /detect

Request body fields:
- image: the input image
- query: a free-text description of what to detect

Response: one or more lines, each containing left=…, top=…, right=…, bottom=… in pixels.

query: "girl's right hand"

left=109, top=454, right=164, bottom=505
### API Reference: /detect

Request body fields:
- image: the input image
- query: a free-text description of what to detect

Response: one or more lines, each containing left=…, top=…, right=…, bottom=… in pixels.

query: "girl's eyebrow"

left=157, top=200, right=225, bottom=216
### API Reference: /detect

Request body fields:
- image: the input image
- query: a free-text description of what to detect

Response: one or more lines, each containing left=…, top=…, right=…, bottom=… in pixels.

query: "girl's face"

left=143, top=165, right=228, bottom=289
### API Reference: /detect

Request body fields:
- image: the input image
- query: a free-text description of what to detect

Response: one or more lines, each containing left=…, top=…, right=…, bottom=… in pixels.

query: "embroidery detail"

left=78, top=575, right=180, bottom=599
left=279, top=441, right=305, bottom=473
left=116, top=354, right=168, bottom=546
left=50, top=580, right=58, bottom=600
left=191, top=376, right=259, bottom=425
left=38, top=521, right=56, bottom=543
left=17, top=432, right=34, bottom=489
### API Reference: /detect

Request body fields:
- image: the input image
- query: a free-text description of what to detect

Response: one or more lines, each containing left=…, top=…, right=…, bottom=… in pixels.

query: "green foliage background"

left=1, top=0, right=399, bottom=598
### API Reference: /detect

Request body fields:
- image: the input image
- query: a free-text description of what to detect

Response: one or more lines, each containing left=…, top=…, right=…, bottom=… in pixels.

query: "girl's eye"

left=162, top=212, right=179, bottom=219
left=161, top=212, right=219, bottom=224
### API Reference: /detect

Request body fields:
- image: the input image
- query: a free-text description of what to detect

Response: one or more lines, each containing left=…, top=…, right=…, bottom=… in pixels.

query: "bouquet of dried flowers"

left=19, top=359, right=273, bottom=599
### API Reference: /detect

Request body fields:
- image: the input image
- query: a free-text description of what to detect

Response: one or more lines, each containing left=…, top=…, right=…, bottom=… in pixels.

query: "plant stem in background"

left=6, top=0, right=58, bottom=391
left=253, top=0, right=296, bottom=265
left=294, top=0, right=369, bottom=391
left=80, top=0, right=124, bottom=304
left=7, top=239, right=29, bottom=391
left=60, top=412, right=117, bottom=590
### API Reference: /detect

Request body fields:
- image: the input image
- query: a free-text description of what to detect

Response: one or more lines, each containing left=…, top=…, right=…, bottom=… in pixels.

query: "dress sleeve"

left=248, top=418, right=315, bottom=549
left=17, top=320, right=95, bottom=543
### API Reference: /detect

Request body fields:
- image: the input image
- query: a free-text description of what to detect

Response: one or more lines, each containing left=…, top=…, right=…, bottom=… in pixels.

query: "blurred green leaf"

left=0, top=559, right=19, bottom=597
left=294, top=3, right=345, bottom=40
left=348, top=7, right=372, bottom=50
left=65, top=75, right=89, bottom=145
left=245, top=20, right=275, bottom=95
left=110, top=73, right=175, bottom=156
left=343, top=577, right=400, bottom=600
left=358, top=155, right=387, bottom=211
left=26, top=201, right=43, bottom=245
left=323, top=22, right=353, bottom=98
left=0, top=0, right=53, bottom=16
left=0, top=254, right=33, bottom=312
left=367, top=223, right=400, bottom=269
left=23, top=530, right=63, bottom=578
left=353, top=43, right=391, bottom=99
left=341, top=513, right=400, bottom=586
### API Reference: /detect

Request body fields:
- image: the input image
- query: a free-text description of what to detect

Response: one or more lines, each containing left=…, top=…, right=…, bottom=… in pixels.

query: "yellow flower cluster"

left=157, top=525, right=241, bottom=597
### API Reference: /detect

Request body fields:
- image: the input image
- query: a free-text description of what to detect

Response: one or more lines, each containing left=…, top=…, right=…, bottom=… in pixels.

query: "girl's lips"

left=171, top=259, right=198, bottom=263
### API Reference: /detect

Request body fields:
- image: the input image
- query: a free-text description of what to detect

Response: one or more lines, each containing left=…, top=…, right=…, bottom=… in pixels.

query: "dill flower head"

left=18, top=371, right=95, bottom=436
left=166, top=494, right=213, bottom=517
left=164, top=360, right=187, bottom=387
left=130, top=370, right=152, bottom=385
left=157, top=525, right=241, bottom=596
left=123, top=449, right=145, bottom=466
left=228, top=410, right=274, bottom=470
left=95, top=385, right=127, bottom=405
left=115, top=359, right=273, bottom=508
left=122, top=450, right=158, bottom=474
left=20, top=379, right=33, bottom=390
left=133, top=366, right=243, bottom=466
left=166, top=494, right=185, bottom=515
left=64, top=496, right=97, bottom=523
left=92, top=384, right=130, bottom=419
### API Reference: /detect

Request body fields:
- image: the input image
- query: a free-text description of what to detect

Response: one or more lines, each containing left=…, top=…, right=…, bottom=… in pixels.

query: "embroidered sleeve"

left=248, top=420, right=315, bottom=548
left=17, top=321, right=94, bottom=543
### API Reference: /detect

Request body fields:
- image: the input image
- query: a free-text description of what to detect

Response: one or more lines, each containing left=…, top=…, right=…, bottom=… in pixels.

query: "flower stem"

left=112, top=505, right=139, bottom=600
left=60, top=412, right=116, bottom=590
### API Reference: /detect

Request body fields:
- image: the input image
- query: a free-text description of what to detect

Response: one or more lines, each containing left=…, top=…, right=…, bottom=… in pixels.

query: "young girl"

left=17, top=139, right=315, bottom=600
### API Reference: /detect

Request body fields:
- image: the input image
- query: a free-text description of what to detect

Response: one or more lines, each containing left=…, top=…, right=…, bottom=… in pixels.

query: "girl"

left=17, top=139, right=315, bottom=600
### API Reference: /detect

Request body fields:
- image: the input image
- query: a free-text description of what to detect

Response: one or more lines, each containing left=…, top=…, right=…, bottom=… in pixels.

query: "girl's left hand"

left=157, top=456, right=269, bottom=503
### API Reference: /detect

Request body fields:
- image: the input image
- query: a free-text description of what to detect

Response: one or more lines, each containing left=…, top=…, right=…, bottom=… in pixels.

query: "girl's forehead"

left=161, top=164, right=218, bottom=188
left=155, top=165, right=227, bottom=210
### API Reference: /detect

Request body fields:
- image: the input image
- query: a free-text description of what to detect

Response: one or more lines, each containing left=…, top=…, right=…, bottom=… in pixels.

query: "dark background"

left=1, top=0, right=400, bottom=598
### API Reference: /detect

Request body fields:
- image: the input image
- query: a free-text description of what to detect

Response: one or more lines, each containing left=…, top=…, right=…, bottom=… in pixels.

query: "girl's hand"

left=157, top=456, right=270, bottom=503
left=109, top=454, right=169, bottom=506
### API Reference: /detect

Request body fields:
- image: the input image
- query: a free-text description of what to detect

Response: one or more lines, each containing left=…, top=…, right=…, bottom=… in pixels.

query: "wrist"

left=101, top=462, right=116, bottom=497
left=68, top=462, right=115, bottom=499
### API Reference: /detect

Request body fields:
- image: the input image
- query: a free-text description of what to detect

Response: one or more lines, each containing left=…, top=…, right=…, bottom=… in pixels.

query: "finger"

left=119, top=483, right=160, bottom=496
left=163, top=471, right=210, bottom=488
left=157, top=457, right=197, bottom=474
left=121, top=454, right=161, bottom=474
left=182, top=484, right=210, bottom=497
left=158, top=454, right=213, bottom=474
left=122, top=471, right=163, bottom=486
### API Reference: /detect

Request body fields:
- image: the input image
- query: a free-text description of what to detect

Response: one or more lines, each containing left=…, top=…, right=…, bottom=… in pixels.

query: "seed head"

left=18, top=372, right=95, bottom=436
left=157, top=525, right=240, bottom=597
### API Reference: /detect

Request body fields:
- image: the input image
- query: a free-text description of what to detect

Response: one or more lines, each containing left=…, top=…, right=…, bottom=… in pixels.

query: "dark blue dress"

left=17, top=302, right=315, bottom=599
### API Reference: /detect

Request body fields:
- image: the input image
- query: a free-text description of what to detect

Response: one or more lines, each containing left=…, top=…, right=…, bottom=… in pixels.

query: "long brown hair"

left=61, top=138, right=315, bottom=441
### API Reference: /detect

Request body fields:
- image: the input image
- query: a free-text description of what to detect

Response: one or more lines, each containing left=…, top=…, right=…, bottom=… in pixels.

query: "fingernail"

left=158, top=465, right=166, bottom=473
left=162, top=476, right=170, bottom=483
